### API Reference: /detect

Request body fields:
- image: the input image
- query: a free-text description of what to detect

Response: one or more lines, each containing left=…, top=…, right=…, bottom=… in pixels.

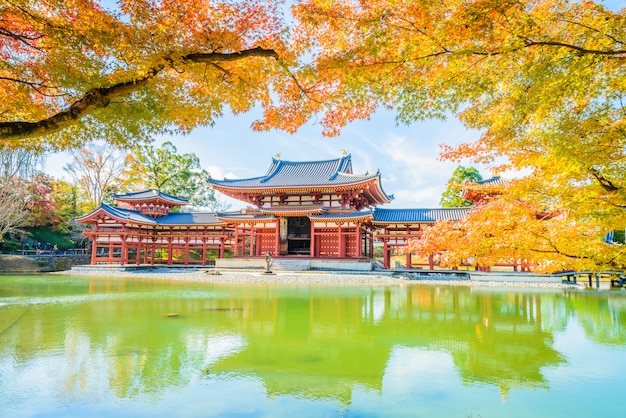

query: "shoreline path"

left=56, top=268, right=575, bottom=288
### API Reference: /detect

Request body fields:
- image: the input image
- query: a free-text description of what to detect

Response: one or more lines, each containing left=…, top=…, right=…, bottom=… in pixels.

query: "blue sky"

left=47, top=108, right=483, bottom=211
left=157, top=109, right=484, bottom=211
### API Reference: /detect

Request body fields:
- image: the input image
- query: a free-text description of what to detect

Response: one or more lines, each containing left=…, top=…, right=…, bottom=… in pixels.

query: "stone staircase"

left=215, top=257, right=374, bottom=271
left=269, top=259, right=311, bottom=271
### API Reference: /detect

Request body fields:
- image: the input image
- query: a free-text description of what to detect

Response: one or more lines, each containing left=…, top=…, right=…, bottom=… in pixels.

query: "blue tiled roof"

left=77, top=204, right=226, bottom=225
left=95, top=204, right=157, bottom=224
left=477, top=176, right=509, bottom=186
left=114, top=189, right=188, bottom=204
left=157, top=212, right=222, bottom=225
left=208, top=155, right=378, bottom=188
left=373, top=208, right=470, bottom=223
left=310, top=210, right=374, bottom=221
left=216, top=212, right=275, bottom=222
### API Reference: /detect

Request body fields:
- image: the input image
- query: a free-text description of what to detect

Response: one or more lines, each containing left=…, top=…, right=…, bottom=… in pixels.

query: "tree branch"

left=523, top=40, right=626, bottom=57
left=589, top=167, right=621, bottom=192
left=0, top=76, right=64, bottom=96
left=0, top=47, right=279, bottom=142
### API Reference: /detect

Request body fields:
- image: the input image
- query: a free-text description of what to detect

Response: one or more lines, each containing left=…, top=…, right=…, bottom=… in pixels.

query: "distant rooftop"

left=372, top=208, right=471, bottom=223
left=114, top=189, right=188, bottom=205
left=476, top=176, right=510, bottom=187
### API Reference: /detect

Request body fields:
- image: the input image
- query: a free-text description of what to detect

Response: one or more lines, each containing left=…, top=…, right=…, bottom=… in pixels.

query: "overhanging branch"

left=0, top=47, right=279, bottom=142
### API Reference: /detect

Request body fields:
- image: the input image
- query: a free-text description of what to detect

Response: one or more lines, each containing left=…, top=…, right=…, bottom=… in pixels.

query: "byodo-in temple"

left=77, top=154, right=474, bottom=270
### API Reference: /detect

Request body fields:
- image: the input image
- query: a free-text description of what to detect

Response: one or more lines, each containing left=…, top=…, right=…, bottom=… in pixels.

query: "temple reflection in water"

left=3, top=277, right=625, bottom=410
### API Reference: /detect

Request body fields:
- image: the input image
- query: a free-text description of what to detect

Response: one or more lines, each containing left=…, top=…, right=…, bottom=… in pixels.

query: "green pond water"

left=1, top=275, right=625, bottom=418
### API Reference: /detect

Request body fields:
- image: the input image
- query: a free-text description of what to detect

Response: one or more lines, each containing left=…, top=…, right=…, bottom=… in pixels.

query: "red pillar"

left=120, top=226, right=127, bottom=266
left=90, top=238, right=97, bottom=265
left=202, top=238, right=207, bottom=266
left=167, top=238, right=173, bottom=265
left=429, top=253, right=435, bottom=270
left=184, top=237, right=190, bottom=265
left=356, top=224, right=362, bottom=258
left=219, top=238, right=225, bottom=258
left=143, top=238, right=149, bottom=264
left=234, top=226, right=239, bottom=257
left=383, top=241, right=390, bottom=269
left=274, top=220, right=280, bottom=256
left=310, top=220, right=316, bottom=257
left=252, top=226, right=258, bottom=256
left=405, top=251, right=411, bottom=270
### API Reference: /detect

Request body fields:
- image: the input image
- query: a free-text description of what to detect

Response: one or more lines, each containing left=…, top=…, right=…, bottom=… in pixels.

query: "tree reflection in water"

left=1, top=276, right=625, bottom=413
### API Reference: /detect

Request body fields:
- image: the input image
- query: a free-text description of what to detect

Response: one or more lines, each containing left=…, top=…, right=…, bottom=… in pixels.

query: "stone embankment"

left=0, top=255, right=91, bottom=273
left=61, top=267, right=575, bottom=288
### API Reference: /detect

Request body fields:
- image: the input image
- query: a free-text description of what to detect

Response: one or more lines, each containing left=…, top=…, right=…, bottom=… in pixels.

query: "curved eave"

left=462, top=177, right=510, bottom=201
left=212, top=176, right=392, bottom=204
left=207, top=176, right=266, bottom=188
left=157, top=220, right=227, bottom=227
left=371, top=220, right=437, bottom=226
left=309, top=213, right=374, bottom=223
left=116, top=197, right=188, bottom=207
left=210, top=182, right=370, bottom=195
left=261, top=206, right=324, bottom=217
left=216, top=214, right=275, bottom=224
left=364, top=175, right=393, bottom=206
left=75, top=205, right=157, bottom=225
left=114, top=189, right=188, bottom=206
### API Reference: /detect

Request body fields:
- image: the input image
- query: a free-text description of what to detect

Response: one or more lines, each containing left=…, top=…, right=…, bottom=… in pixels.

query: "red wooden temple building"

left=76, top=154, right=475, bottom=269
left=207, top=155, right=392, bottom=259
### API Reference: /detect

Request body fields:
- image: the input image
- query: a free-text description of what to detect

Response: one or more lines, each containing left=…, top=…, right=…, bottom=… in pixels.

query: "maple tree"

left=282, top=0, right=625, bottom=272
left=0, top=0, right=288, bottom=151
left=25, top=173, right=63, bottom=227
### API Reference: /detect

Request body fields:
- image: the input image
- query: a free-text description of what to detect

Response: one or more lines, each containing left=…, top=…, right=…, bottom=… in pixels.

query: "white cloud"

left=205, top=165, right=239, bottom=181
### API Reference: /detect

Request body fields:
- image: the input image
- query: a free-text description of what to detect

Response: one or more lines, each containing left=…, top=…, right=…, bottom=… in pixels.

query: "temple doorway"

left=287, top=216, right=311, bottom=255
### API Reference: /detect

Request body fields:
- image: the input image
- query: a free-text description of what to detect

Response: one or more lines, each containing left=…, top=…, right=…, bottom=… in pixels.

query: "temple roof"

left=208, top=154, right=393, bottom=207
left=309, top=210, right=374, bottom=222
left=77, top=204, right=473, bottom=226
left=261, top=205, right=324, bottom=217
left=208, top=155, right=366, bottom=187
left=215, top=212, right=275, bottom=223
left=114, top=189, right=188, bottom=206
left=157, top=212, right=223, bottom=225
left=372, top=208, right=471, bottom=224
left=462, top=176, right=511, bottom=201
left=75, top=203, right=157, bottom=224
left=476, top=176, right=509, bottom=187
left=76, top=204, right=225, bottom=226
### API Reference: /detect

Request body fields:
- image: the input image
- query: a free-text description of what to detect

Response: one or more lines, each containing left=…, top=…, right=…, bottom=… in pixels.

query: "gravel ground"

left=56, top=267, right=578, bottom=288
